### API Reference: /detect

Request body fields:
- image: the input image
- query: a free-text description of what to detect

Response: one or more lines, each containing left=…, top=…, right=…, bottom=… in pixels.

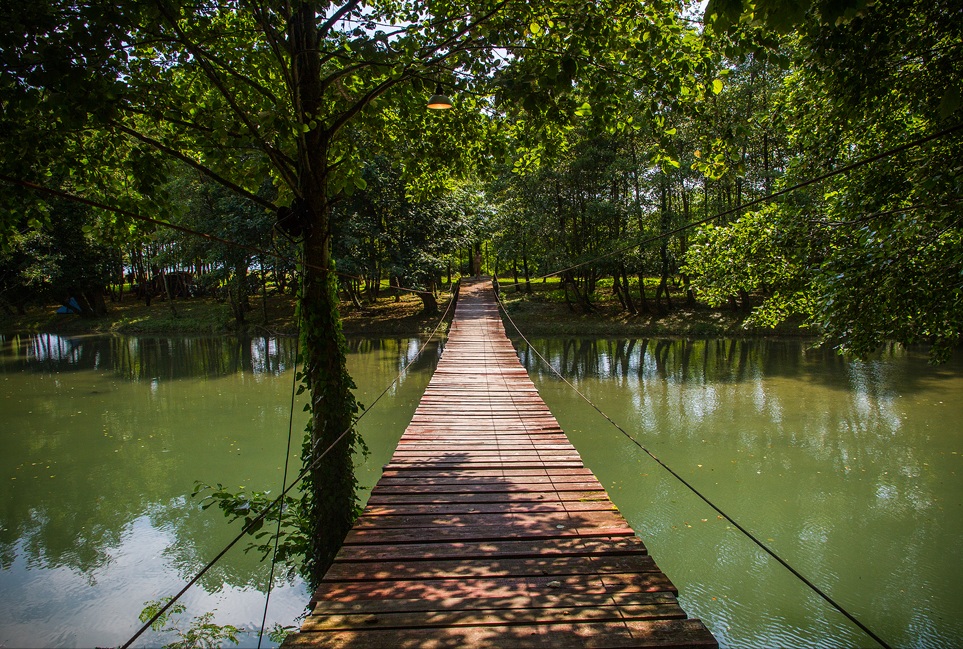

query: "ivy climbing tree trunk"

left=299, top=213, right=360, bottom=586
left=292, top=3, right=361, bottom=587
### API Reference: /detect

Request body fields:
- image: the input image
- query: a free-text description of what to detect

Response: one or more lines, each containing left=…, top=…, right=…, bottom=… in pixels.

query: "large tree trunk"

left=299, top=203, right=359, bottom=588
left=562, top=272, right=593, bottom=313
left=656, top=181, right=672, bottom=315
left=160, top=270, right=178, bottom=317
left=620, top=266, right=636, bottom=313
left=293, top=2, right=360, bottom=588
left=75, top=289, right=109, bottom=317
left=612, top=273, right=628, bottom=311
left=261, top=259, right=269, bottom=324
left=522, top=250, right=532, bottom=294
left=228, top=262, right=247, bottom=324
left=343, top=278, right=364, bottom=309
left=417, top=289, right=439, bottom=315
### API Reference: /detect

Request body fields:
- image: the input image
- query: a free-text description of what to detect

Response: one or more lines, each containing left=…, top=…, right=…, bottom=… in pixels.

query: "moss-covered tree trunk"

left=299, top=215, right=359, bottom=586
left=292, top=1, right=360, bottom=587
left=417, top=289, right=439, bottom=315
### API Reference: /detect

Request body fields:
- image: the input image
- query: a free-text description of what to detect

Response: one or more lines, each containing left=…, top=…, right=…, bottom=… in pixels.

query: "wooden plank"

left=284, top=619, right=718, bottom=648
left=365, top=491, right=614, bottom=506
left=308, top=591, right=677, bottom=616
left=310, top=572, right=678, bottom=603
left=334, top=537, right=649, bottom=562
left=369, top=483, right=608, bottom=495
left=360, top=501, right=617, bottom=517
left=301, top=599, right=687, bottom=632
left=323, top=554, right=661, bottom=581
left=378, top=467, right=598, bottom=478
left=348, top=509, right=632, bottom=531
left=343, top=523, right=637, bottom=546
left=281, top=279, right=716, bottom=649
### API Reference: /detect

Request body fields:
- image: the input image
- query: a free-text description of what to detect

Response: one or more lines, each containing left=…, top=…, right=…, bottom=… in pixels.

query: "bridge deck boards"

left=282, top=279, right=717, bottom=649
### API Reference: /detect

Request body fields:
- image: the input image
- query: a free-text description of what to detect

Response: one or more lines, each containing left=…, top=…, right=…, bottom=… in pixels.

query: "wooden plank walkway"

left=283, top=279, right=717, bottom=648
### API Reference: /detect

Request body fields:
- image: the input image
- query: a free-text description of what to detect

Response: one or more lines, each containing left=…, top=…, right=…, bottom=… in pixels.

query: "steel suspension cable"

left=257, top=251, right=306, bottom=648
left=121, top=285, right=458, bottom=649
left=494, top=290, right=894, bottom=649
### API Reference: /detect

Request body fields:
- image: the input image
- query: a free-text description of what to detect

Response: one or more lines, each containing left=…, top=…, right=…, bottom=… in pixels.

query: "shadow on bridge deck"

left=281, top=279, right=717, bottom=648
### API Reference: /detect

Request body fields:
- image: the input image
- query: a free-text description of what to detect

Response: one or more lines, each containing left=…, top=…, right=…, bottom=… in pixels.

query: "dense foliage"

left=684, top=0, right=963, bottom=361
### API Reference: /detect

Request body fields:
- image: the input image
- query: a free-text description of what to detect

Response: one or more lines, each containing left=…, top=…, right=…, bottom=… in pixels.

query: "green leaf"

left=705, top=0, right=745, bottom=30
left=939, top=86, right=961, bottom=120
left=712, top=78, right=724, bottom=95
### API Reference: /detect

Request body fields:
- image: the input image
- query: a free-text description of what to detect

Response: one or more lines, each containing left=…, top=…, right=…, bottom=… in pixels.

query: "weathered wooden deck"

left=282, top=279, right=717, bottom=648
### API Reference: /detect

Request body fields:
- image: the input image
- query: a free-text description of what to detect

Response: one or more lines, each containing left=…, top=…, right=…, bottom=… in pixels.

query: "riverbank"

left=0, top=280, right=810, bottom=339
left=497, top=289, right=801, bottom=338
left=0, top=293, right=440, bottom=337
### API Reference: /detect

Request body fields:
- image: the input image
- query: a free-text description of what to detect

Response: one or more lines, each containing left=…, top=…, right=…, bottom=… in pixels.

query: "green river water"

left=1, top=333, right=961, bottom=648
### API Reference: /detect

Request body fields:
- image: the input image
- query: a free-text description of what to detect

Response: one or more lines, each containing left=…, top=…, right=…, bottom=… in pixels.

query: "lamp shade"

left=427, top=83, right=453, bottom=109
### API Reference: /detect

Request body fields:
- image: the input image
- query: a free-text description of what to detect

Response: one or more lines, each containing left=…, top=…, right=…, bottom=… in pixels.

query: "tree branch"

left=245, top=0, right=296, bottom=102
left=188, top=43, right=285, bottom=107
left=153, top=1, right=300, bottom=192
left=319, top=0, right=363, bottom=40
left=111, top=122, right=277, bottom=211
left=318, top=60, right=387, bottom=97
left=326, top=1, right=511, bottom=138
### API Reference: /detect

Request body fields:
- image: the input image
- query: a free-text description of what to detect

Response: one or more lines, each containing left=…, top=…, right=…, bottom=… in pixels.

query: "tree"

left=0, top=198, right=118, bottom=316
left=160, top=170, right=278, bottom=324
left=685, top=0, right=963, bottom=360
left=335, top=157, right=488, bottom=313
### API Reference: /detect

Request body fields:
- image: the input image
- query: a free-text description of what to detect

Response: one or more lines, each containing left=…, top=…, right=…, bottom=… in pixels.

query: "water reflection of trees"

left=0, top=334, right=444, bottom=382
left=0, top=429, right=164, bottom=578
left=515, top=336, right=963, bottom=647
left=0, top=333, right=299, bottom=380
left=0, top=334, right=441, bottom=590
left=517, top=338, right=780, bottom=383
left=514, top=337, right=945, bottom=391
left=346, top=337, right=444, bottom=376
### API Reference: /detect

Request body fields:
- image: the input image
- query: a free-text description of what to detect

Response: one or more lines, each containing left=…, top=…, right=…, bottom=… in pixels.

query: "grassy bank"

left=0, top=277, right=810, bottom=340
left=0, top=291, right=453, bottom=337
left=495, top=276, right=810, bottom=339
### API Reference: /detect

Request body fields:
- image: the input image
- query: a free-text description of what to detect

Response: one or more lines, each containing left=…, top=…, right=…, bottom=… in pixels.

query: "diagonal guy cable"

left=121, top=285, right=457, bottom=649
left=494, top=290, right=894, bottom=649
left=257, top=250, right=306, bottom=648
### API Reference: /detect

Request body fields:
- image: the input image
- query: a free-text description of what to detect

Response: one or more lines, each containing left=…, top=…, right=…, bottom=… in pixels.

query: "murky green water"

left=2, top=334, right=961, bottom=648
left=516, top=338, right=963, bottom=649
left=0, top=334, right=440, bottom=648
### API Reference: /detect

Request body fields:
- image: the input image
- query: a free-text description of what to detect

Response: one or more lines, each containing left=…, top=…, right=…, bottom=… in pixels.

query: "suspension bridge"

left=281, top=278, right=717, bottom=648
left=110, top=122, right=935, bottom=649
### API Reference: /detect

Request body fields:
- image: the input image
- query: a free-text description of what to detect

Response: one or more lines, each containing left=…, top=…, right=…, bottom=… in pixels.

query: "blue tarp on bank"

left=56, top=298, right=81, bottom=314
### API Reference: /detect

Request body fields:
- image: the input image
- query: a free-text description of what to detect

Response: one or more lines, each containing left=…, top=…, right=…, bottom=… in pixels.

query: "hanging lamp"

left=427, top=82, right=453, bottom=110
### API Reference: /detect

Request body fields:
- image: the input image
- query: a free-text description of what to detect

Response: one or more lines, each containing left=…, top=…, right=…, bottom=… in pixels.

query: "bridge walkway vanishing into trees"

left=281, top=278, right=717, bottom=648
